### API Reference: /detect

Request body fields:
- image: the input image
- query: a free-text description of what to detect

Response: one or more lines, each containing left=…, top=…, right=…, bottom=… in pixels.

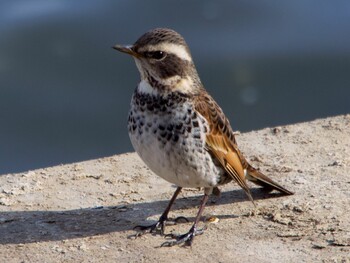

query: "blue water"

left=1, top=1, right=350, bottom=174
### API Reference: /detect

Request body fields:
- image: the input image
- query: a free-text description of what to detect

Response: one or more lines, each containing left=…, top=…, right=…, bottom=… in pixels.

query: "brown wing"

left=194, top=91, right=294, bottom=198
left=194, top=92, right=254, bottom=204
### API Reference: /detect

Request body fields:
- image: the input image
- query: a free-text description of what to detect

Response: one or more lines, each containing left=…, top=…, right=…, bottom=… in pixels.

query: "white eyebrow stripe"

left=143, top=43, right=192, bottom=62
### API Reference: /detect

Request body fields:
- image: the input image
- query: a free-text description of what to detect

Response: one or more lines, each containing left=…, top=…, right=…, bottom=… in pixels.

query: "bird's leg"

left=134, top=187, right=182, bottom=236
left=161, top=193, right=209, bottom=247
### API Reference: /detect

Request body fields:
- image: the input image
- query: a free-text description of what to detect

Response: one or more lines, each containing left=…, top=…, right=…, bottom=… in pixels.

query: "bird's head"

left=113, top=28, right=201, bottom=94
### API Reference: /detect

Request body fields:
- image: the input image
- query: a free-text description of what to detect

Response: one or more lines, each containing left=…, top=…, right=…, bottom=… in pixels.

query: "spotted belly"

left=128, top=99, right=225, bottom=188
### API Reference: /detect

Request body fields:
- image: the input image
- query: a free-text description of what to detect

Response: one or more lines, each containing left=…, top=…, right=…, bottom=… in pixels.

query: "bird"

left=113, top=28, right=293, bottom=247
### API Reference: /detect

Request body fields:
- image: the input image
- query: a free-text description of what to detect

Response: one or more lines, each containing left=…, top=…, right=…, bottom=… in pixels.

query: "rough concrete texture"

left=0, top=115, right=349, bottom=263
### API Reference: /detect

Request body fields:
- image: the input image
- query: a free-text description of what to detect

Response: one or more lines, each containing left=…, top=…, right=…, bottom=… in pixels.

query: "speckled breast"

left=127, top=89, right=224, bottom=188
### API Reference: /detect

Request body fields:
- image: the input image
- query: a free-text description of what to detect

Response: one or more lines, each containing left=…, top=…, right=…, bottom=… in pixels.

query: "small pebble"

left=206, top=216, right=219, bottom=224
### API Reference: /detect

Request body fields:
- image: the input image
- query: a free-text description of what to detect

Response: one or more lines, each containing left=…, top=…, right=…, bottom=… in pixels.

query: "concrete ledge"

left=1, top=115, right=349, bottom=262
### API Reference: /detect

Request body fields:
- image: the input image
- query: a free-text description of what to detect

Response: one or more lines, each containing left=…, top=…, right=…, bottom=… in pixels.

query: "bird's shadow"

left=0, top=188, right=285, bottom=245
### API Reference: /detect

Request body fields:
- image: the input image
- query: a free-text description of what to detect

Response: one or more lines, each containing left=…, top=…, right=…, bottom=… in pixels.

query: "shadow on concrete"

left=0, top=188, right=286, bottom=244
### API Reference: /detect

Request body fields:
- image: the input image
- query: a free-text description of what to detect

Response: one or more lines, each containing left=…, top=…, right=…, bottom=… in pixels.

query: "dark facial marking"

left=154, top=53, right=190, bottom=78
left=144, top=51, right=166, bottom=60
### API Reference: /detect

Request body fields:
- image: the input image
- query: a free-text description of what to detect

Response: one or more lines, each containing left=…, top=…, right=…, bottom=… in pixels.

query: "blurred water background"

left=1, top=0, right=350, bottom=174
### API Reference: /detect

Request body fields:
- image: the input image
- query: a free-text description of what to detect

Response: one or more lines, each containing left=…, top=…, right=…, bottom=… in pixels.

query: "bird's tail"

left=246, top=165, right=294, bottom=195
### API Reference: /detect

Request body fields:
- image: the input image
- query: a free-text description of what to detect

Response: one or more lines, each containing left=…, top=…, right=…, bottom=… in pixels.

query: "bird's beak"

left=112, top=45, right=141, bottom=58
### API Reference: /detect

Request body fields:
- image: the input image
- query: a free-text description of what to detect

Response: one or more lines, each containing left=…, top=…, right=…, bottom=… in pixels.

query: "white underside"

left=129, top=90, right=223, bottom=189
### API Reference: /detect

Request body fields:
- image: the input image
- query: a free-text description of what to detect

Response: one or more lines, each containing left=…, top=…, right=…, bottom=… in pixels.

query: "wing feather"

left=195, top=93, right=254, bottom=203
left=194, top=91, right=293, bottom=199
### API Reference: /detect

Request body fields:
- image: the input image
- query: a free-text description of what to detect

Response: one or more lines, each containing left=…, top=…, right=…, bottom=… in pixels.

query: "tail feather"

left=246, top=166, right=294, bottom=195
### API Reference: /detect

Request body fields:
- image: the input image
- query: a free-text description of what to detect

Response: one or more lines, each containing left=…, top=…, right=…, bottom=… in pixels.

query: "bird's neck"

left=137, top=74, right=202, bottom=97
left=133, top=81, right=190, bottom=109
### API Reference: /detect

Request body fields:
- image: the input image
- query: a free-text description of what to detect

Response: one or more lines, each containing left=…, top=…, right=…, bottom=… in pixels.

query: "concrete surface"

left=1, top=115, right=349, bottom=262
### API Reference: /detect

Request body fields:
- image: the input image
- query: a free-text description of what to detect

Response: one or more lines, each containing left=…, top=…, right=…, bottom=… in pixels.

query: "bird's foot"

left=132, top=216, right=189, bottom=237
left=133, top=217, right=167, bottom=237
left=161, top=225, right=206, bottom=247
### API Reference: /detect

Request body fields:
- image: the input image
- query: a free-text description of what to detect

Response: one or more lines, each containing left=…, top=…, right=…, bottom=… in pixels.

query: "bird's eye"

left=152, top=51, right=165, bottom=60
left=145, top=51, right=166, bottom=60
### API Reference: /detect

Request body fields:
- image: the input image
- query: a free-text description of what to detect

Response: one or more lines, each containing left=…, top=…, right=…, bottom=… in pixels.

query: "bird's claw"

left=133, top=220, right=166, bottom=236
left=161, top=225, right=206, bottom=247
left=132, top=215, right=189, bottom=238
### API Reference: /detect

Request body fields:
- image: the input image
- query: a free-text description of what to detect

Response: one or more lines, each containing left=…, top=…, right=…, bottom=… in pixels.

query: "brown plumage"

left=194, top=91, right=293, bottom=204
left=113, top=28, right=293, bottom=247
